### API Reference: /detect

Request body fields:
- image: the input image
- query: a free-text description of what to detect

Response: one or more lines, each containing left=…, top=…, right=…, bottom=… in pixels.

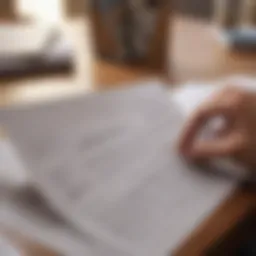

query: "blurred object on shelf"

left=227, top=29, right=256, bottom=52
left=0, top=24, right=74, bottom=79
left=212, top=0, right=256, bottom=55
left=89, top=0, right=171, bottom=74
left=173, top=0, right=214, bottom=21
left=213, top=0, right=241, bottom=29
left=213, top=0, right=256, bottom=29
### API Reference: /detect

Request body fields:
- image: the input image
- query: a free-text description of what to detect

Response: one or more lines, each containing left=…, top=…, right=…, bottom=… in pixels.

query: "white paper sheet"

left=0, top=84, right=235, bottom=255
left=0, top=138, right=27, bottom=187
left=0, top=235, right=20, bottom=256
left=0, top=189, right=93, bottom=256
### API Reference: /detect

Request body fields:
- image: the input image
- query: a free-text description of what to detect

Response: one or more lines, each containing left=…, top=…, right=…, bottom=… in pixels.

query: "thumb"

left=188, top=132, right=245, bottom=159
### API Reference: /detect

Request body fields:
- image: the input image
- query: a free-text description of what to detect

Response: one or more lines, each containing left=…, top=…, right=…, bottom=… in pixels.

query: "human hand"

left=178, top=87, right=256, bottom=169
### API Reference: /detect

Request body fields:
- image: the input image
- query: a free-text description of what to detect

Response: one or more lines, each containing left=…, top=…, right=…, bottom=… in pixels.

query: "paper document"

left=0, top=84, right=235, bottom=255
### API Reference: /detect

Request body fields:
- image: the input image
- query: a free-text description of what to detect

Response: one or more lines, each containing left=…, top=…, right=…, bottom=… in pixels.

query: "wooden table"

left=0, top=16, right=255, bottom=256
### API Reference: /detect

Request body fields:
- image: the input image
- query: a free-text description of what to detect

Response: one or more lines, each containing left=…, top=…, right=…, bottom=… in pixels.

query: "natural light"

left=17, top=0, right=63, bottom=22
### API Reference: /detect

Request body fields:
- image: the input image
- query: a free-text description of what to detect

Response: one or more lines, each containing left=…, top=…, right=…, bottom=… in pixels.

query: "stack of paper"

left=0, top=84, right=235, bottom=255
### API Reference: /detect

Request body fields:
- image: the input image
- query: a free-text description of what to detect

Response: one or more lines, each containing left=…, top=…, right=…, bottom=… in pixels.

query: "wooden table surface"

left=0, top=16, right=255, bottom=256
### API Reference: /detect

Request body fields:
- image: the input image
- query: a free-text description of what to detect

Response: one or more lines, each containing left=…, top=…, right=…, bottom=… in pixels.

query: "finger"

left=178, top=104, right=232, bottom=155
left=189, top=132, right=245, bottom=159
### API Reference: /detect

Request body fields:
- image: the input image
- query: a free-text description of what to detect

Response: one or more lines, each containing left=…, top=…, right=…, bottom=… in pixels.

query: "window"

left=17, top=0, right=63, bottom=22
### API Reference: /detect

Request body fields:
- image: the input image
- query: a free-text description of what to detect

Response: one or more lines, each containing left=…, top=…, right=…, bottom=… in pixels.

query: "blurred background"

left=0, top=0, right=255, bottom=104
